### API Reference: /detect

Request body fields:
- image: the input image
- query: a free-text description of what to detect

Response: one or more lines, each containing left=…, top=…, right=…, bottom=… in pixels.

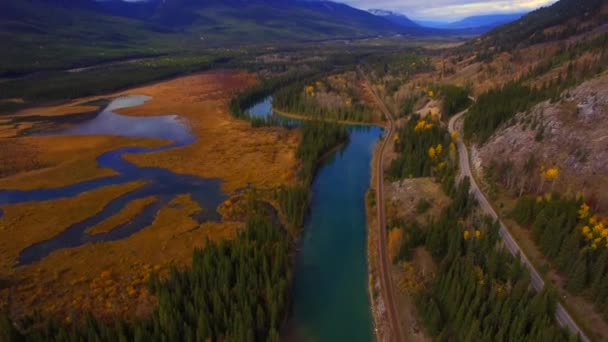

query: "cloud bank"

left=341, top=0, right=557, bottom=21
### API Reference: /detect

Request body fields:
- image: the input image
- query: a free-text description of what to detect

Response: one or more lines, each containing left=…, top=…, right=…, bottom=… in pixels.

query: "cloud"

left=340, top=0, right=557, bottom=21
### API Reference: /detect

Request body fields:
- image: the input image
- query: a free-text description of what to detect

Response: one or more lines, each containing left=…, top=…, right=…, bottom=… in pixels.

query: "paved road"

left=448, top=108, right=590, bottom=342
left=361, top=71, right=404, bottom=342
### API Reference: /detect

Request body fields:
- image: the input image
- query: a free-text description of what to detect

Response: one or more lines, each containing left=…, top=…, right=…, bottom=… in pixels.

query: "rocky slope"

left=476, top=73, right=608, bottom=209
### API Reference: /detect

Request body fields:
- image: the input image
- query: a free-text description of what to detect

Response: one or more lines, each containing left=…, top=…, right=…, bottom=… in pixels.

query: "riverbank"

left=244, top=95, right=379, bottom=340
left=273, top=107, right=385, bottom=127
left=288, top=124, right=380, bottom=341
left=366, top=139, right=388, bottom=341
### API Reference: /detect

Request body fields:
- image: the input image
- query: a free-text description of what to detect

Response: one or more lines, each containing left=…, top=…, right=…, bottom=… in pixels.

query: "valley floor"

left=0, top=70, right=300, bottom=322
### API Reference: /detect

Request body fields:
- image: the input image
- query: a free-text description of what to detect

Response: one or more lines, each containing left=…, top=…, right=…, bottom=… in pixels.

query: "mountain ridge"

left=368, top=9, right=420, bottom=28
left=417, top=13, right=525, bottom=29
left=1, top=0, right=409, bottom=76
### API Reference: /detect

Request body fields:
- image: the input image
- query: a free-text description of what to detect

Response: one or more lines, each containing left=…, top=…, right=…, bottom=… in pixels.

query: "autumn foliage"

left=388, top=228, right=404, bottom=263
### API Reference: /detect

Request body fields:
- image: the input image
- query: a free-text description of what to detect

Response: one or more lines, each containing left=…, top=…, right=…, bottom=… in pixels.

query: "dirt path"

left=360, top=69, right=403, bottom=342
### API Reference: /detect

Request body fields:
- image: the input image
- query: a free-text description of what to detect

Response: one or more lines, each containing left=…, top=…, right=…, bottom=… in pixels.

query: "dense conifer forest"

left=1, top=216, right=290, bottom=341
left=274, top=122, right=347, bottom=231
left=437, top=84, right=470, bottom=118
left=385, top=113, right=574, bottom=340
left=469, top=0, right=606, bottom=58
left=386, top=114, right=455, bottom=192
left=513, top=195, right=608, bottom=320
left=463, top=81, right=547, bottom=143
left=413, top=181, right=573, bottom=341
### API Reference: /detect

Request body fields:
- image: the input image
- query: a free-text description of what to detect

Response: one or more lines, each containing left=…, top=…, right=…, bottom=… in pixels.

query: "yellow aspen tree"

left=428, top=146, right=437, bottom=159
left=388, top=229, right=404, bottom=262
left=578, top=203, right=590, bottom=219
left=543, top=167, right=559, bottom=191
left=415, top=119, right=427, bottom=132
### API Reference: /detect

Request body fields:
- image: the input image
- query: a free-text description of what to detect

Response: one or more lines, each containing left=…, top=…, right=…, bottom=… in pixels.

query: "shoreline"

left=272, top=107, right=385, bottom=128
left=366, top=136, right=387, bottom=342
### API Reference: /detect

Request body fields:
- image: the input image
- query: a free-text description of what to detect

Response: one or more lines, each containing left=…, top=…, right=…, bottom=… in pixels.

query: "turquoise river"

left=248, top=97, right=381, bottom=341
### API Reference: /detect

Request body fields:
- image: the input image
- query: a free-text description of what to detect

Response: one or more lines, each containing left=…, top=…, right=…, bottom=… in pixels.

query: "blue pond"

left=0, top=95, right=227, bottom=265
left=251, top=97, right=380, bottom=341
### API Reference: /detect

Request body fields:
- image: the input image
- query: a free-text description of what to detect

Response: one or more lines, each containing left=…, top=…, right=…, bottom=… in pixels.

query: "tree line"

left=463, top=81, right=548, bottom=143
left=1, top=216, right=290, bottom=342
left=512, top=195, right=608, bottom=320
left=273, top=121, right=348, bottom=232
left=437, top=84, right=471, bottom=119
left=272, top=80, right=373, bottom=123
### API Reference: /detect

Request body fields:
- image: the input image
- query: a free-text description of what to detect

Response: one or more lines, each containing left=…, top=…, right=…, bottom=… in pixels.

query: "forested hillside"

left=416, top=0, right=608, bottom=338
left=384, top=115, right=573, bottom=340
left=512, top=195, right=608, bottom=321
left=0, top=0, right=406, bottom=77
left=469, top=0, right=608, bottom=56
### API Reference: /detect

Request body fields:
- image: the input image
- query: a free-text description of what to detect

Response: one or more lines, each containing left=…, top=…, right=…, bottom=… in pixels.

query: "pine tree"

left=567, top=252, right=589, bottom=293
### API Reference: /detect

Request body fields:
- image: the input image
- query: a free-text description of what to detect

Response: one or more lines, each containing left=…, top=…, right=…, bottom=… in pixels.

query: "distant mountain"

left=1, top=0, right=410, bottom=75
left=447, top=13, right=525, bottom=29
left=415, top=13, right=525, bottom=30
left=94, top=0, right=404, bottom=33
left=414, top=19, right=450, bottom=28
left=368, top=9, right=420, bottom=28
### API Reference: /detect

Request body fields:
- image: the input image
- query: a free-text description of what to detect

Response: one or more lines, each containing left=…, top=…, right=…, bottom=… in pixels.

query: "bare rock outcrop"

left=477, top=73, right=608, bottom=209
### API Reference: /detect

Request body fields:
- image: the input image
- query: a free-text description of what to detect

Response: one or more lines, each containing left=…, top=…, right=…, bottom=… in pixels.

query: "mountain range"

left=415, top=13, right=526, bottom=30
left=367, top=9, right=527, bottom=33
left=367, top=9, right=420, bottom=28
left=1, top=0, right=409, bottom=76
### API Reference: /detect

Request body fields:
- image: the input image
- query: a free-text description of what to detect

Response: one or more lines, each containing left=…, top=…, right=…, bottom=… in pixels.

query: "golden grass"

left=0, top=120, right=35, bottom=138
left=115, top=71, right=300, bottom=192
left=86, top=196, right=157, bottom=235
left=12, top=101, right=101, bottom=118
left=1, top=194, right=242, bottom=321
left=0, top=181, right=145, bottom=274
left=0, top=135, right=166, bottom=190
left=0, top=70, right=299, bottom=322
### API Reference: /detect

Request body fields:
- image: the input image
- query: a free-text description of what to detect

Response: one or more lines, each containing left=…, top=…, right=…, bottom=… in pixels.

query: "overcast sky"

left=341, top=0, right=557, bottom=21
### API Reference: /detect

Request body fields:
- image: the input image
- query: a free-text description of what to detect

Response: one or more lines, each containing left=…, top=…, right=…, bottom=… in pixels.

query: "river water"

left=1, top=95, right=380, bottom=340
left=248, top=97, right=379, bottom=341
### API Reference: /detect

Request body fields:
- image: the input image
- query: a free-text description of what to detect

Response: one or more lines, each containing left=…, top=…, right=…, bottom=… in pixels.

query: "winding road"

left=361, top=71, right=403, bottom=342
left=448, top=107, right=590, bottom=342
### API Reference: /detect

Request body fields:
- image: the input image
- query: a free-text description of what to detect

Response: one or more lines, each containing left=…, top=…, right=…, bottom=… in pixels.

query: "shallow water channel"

left=0, top=96, right=227, bottom=265
left=248, top=97, right=380, bottom=341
